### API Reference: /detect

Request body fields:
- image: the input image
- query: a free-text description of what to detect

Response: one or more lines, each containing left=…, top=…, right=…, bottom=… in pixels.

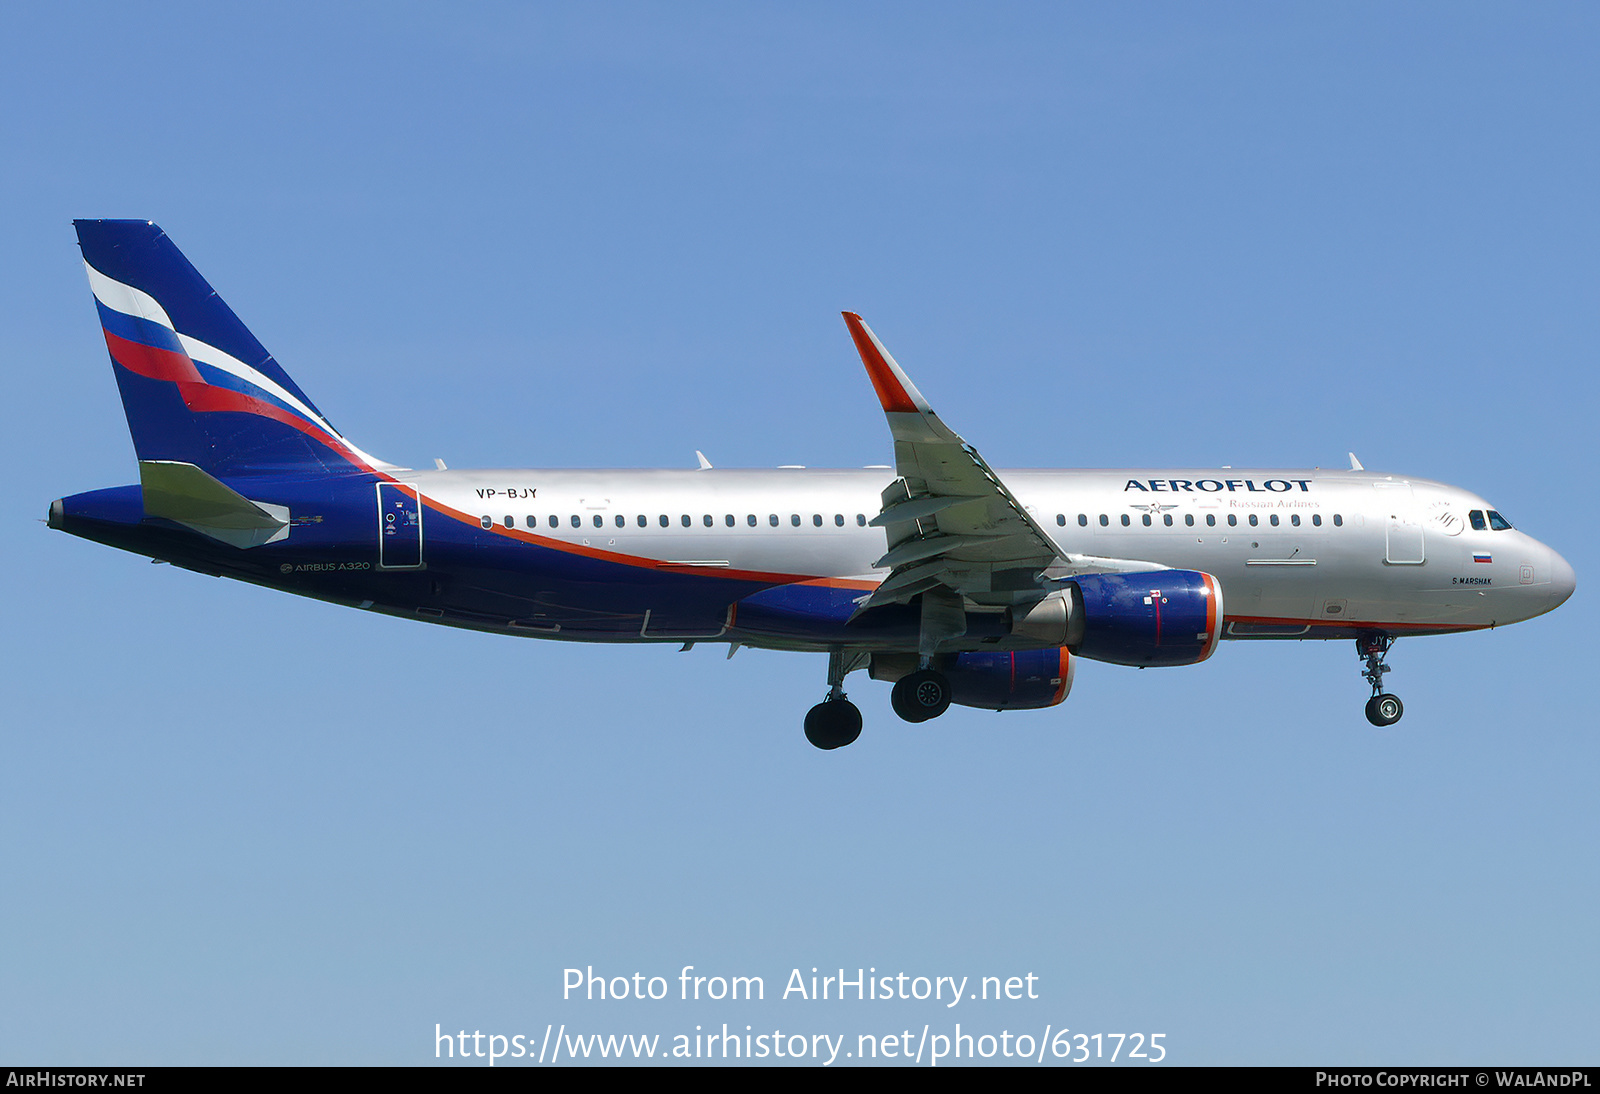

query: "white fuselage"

left=401, top=465, right=1574, bottom=638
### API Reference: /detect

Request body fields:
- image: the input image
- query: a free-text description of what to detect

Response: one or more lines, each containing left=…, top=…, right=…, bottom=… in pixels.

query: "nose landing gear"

left=1357, top=634, right=1404, bottom=727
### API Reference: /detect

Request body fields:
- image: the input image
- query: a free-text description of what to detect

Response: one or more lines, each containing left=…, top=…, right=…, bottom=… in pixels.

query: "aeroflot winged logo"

left=1125, top=478, right=1313, bottom=492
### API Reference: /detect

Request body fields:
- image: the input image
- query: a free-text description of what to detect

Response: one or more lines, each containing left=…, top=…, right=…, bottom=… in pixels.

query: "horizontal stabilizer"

left=139, top=460, right=289, bottom=549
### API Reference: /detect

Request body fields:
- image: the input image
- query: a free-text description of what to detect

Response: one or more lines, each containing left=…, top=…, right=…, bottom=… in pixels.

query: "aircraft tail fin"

left=74, top=220, right=389, bottom=477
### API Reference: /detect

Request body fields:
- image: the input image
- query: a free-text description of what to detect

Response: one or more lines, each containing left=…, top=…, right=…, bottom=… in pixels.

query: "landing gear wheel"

left=1365, top=693, right=1403, bottom=727
left=804, top=699, right=863, bottom=750
left=891, top=669, right=952, bottom=723
left=1356, top=634, right=1404, bottom=728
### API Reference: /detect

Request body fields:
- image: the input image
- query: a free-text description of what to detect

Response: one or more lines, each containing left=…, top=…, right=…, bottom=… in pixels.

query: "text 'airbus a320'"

left=51, top=221, right=1576, bottom=748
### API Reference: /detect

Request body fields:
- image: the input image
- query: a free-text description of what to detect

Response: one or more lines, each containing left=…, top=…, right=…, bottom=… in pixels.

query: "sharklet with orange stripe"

left=842, top=311, right=919, bottom=413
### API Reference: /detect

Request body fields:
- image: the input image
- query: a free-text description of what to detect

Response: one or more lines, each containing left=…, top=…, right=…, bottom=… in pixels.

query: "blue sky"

left=2, top=2, right=1595, bottom=1065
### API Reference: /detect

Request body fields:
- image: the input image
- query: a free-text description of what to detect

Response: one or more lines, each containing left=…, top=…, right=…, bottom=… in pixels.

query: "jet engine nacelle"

left=870, top=648, right=1075, bottom=711
left=1007, top=570, right=1223, bottom=667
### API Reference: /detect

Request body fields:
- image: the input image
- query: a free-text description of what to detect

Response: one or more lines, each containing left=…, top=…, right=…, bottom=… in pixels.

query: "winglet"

left=1348, top=452, right=1364, bottom=472
left=841, top=312, right=928, bottom=414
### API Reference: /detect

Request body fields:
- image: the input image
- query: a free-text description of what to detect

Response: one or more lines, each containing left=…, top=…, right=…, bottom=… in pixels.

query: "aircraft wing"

left=842, top=312, right=1158, bottom=618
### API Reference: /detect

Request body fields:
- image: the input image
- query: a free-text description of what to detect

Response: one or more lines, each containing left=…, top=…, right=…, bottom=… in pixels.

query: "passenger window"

left=549, top=515, right=559, bottom=528
left=1269, top=514, right=1279, bottom=527
left=791, top=514, right=801, bottom=527
left=659, top=515, right=669, bottom=528
left=1100, top=514, right=1109, bottom=527
left=593, top=515, right=604, bottom=528
left=505, top=515, right=515, bottom=528
left=480, top=516, right=492, bottom=529
left=1227, top=515, right=1237, bottom=527
left=1163, top=514, right=1173, bottom=526
left=1487, top=510, right=1512, bottom=531
left=1078, top=514, right=1088, bottom=527
left=571, top=515, right=582, bottom=529
left=526, top=515, right=535, bottom=527
left=1142, top=514, right=1152, bottom=526
left=747, top=514, right=757, bottom=527
left=725, top=514, right=735, bottom=527
left=812, top=514, right=823, bottom=527
left=681, top=515, right=691, bottom=528
left=703, top=515, right=713, bottom=527
left=1206, top=515, right=1215, bottom=527
left=1185, top=514, right=1194, bottom=527
left=1249, top=514, right=1258, bottom=526
left=637, top=515, right=647, bottom=528
left=1056, top=514, right=1065, bottom=526
left=769, top=514, right=779, bottom=527
left=856, top=514, right=867, bottom=526
left=1291, top=514, right=1300, bottom=527
left=834, top=514, right=844, bottom=527
left=1120, top=514, right=1130, bottom=527
left=1333, top=514, right=1343, bottom=527
left=1312, top=514, right=1321, bottom=527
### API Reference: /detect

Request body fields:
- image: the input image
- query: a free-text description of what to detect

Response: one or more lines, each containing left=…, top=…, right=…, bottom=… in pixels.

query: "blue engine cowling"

left=1069, top=570, right=1223, bottom=667
left=870, top=648, right=1076, bottom=711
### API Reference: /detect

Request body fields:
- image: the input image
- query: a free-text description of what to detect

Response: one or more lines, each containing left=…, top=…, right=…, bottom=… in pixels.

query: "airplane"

left=50, top=220, right=1576, bottom=749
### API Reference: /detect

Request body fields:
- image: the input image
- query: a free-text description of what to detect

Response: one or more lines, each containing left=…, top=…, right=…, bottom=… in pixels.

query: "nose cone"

left=1547, top=547, right=1576, bottom=612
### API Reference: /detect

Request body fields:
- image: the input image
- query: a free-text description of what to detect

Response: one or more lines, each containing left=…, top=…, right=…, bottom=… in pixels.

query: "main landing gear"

left=802, top=651, right=955, bottom=749
left=804, top=649, right=863, bottom=750
left=1357, top=634, right=1404, bottom=727
left=890, top=668, right=951, bottom=723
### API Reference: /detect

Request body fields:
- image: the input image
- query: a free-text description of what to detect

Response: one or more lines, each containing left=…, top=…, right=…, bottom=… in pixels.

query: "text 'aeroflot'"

left=51, top=221, right=1575, bottom=748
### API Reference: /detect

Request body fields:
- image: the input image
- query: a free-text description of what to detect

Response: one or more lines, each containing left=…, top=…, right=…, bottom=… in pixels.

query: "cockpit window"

left=1468, top=510, right=1486, bottom=531
left=1487, top=510, right=1513, bottom=531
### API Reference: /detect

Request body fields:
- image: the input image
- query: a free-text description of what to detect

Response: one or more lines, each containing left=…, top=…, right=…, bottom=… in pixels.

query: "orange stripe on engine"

left=1198, top=573, right=1219, bottom=662
left=1052, top=647, right=1071, bottom=705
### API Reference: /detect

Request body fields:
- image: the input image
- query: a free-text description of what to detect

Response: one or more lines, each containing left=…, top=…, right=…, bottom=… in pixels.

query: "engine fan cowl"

left=1069, top=570, right=1223, bottom=667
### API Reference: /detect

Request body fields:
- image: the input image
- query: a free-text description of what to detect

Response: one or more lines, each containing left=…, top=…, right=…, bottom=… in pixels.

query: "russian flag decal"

left=1473, top=553, right=1492, bottom=564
